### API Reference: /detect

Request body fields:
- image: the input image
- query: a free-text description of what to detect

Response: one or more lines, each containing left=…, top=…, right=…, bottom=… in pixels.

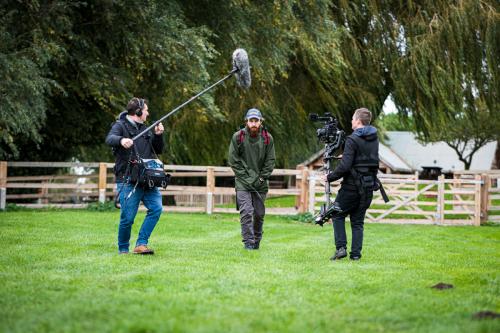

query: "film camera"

left=309, top=113, right=344, bottom=146
left=309, top=113, right=346, bottom=226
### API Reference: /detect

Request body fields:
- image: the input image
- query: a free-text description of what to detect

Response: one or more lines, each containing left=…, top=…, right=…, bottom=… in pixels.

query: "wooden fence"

left=308, top=171, right=490, bottom=226
left=1, top=161, right=498, bottom=225
left=453, top=170, right=500, bottom=223
left=0, top=161, right=302, bottom=215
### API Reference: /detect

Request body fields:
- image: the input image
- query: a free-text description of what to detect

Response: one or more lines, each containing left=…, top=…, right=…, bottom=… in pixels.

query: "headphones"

left=135, top=98, right=145, bottom=117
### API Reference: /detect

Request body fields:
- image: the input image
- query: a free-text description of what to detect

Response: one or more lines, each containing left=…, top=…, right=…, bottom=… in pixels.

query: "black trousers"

left=236, top=191, right=266, bottom=246
left=332, top=186, right=373, bottom=258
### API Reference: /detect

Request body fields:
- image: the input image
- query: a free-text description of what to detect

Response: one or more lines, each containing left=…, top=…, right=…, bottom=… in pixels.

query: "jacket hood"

left=353, top=125, right=378, bottom=141
left=118, top=111, right=140, bottom=129
left=118, top=111, right=128, bottom=121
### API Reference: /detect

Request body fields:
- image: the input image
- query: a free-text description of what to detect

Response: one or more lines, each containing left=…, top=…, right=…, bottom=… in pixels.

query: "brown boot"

left=133, top=245, right=155, bottom=255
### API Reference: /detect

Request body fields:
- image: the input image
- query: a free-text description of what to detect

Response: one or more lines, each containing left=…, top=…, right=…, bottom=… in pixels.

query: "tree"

left=0, top=1, right=216, bottom=162
left=329, top=1, right=499, bottom=169
left=417, top=110, right=499, bottom=170
left=2, top=0, right=346, bottom=167
left=389, top=1, right=499, bottom=168
left=1, top=0, right=497, bottom=170
left=0, top=6, right=53, bottom=158
left=376, top=112, right=415, bottom=132
left=175, top=0, right=347, bottom=167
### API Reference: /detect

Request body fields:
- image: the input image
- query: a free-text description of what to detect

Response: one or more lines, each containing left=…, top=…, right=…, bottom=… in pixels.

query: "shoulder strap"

left=237, top=129, right=245, bottom=144
left=261, top=129, right=270, bottom=145
left=117, top=120, right=143, bottom=160
left=237, top=128, right=270, bottom=145
left=117, top=120, right=131, bottom=138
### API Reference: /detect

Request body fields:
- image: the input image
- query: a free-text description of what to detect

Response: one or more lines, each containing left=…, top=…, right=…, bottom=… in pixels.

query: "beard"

left=248, top=126, right=260, bottom=137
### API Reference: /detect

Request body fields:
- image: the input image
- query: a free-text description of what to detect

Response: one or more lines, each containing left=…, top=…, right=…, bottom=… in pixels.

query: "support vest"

left=349, top=134, right=389, bottom=203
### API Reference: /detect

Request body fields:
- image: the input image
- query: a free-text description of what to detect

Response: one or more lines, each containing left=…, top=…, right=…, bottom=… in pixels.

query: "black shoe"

left=254, top=241, right=260, bottom=250
left=330, top=247, right=347, bottom=260
left=244, top=243, right=255, bottom=250
left=350, top=256, right=361, bottom=261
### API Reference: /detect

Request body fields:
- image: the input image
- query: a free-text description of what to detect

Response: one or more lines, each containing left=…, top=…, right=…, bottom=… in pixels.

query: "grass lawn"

left=0, top=210, right=499, bottom=332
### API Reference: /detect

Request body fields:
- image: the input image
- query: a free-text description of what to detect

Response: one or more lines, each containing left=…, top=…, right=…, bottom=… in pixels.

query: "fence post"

left=98, top=163, right=107, bottom=204
left=473, top=174, right=482, bottom=226
left=480, top=174, right=490, bottom=224
left=206, top=167, right=215, bottom=214
left=298, top=167, right=309, bottom=213
left=414, top=171, right=419, bottom=205
left=437, top=175, right=445, bottom=224
left=0, top=161, right=7, bottom=210
left=295, top=166, right=303, bottom=209
left=308, top=172, right=316, bottom=215
left=454, top=172, right=464, bottom=212
left=39, top=180, right=49, bottom=204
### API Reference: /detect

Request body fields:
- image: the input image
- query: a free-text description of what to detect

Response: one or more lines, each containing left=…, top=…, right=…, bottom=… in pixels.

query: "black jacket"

left=105, top=111, right=164, bottom=181
left=327, top=126, right=379, bottom=189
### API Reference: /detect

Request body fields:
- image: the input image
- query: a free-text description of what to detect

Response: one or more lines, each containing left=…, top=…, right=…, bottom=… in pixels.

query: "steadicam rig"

left=309, top=113, right=346, bottom=226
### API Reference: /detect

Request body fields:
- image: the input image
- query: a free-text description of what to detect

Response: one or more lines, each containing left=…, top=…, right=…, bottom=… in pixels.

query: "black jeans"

left=332, top=186, right=373, bottom=258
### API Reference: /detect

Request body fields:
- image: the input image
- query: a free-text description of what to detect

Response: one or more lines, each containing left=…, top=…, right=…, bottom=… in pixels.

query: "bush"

left=286, top=212, right=314, bottom=223
left=86, top=201, right=117, bottom=212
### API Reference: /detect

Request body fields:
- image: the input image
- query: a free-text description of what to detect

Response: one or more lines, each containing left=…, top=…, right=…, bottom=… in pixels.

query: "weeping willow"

left=2, top=0, right=497, bottom=168
left=387, top=1, right=499, bottom=168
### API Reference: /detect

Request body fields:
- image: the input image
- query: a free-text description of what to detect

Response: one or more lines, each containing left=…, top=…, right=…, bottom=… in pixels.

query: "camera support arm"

left=308, top=112, right=349, bottom=225
left=314, top=142, right=343, bottom=226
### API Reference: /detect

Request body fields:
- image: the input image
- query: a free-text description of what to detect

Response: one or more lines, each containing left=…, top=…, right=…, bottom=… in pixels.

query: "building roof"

left=385, top=131, right=497, bottom=172
left=378, top=143, right=413, bottom=172
left=299, top=147, right=325, bottom=167
left=300, top=131, right=498, bottom=173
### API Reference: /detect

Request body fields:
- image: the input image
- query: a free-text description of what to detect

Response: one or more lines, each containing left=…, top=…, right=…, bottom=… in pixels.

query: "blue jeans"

left=117, top=183, right=163, bottom=252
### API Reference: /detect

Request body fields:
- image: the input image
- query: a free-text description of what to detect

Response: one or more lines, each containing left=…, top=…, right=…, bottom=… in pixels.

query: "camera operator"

left=324, top=108, right=379, bottom=261
left=228, top=108, right=276, bottom=250
left=105, top=97, right=165, bottom=255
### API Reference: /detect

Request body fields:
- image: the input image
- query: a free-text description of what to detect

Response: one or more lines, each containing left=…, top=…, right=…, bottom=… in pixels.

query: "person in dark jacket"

left=228, top=108, right=276, bottom=250
left=324, top=108, right=379, bottom=261
left=105, top=97, right=165, bottom=255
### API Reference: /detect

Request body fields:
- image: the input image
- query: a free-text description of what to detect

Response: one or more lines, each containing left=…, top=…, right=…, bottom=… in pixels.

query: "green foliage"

left=86, top=201, right=117, bottom=211
left=389, top=1, right=500, bottom=167
left=334, top=1, right=499, bottom=168
left=1, top=1, right=216, bottom=161
left=0, top=13, right=52, bottom=159
left=1, top=203, right=32, bottom=212
left=0, top=211, right=499, bottom=332
left=170, top=0, right=346, bottom=167
left=376, top=113, right=415, bottom=132
left=392, top=1, right=499, bottom=130
left=1, top=1, right=498, bottom=168
left=285, top=212, right=314, bottom=223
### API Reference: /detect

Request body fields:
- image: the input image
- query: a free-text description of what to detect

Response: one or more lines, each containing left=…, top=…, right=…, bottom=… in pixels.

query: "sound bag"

left=130, top=158, right=171, bottom=189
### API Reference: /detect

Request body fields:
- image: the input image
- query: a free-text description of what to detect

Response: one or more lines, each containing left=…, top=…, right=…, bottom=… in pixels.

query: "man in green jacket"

left=228, top=108, right=276, bottom=250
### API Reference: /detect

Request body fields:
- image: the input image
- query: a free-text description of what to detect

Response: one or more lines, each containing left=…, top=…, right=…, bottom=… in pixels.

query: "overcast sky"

left=383, top=95, right=397, bottom=114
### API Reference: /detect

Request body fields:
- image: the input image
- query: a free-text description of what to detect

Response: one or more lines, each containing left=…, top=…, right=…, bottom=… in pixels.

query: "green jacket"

left=228, top=127, right=276, bottom=193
